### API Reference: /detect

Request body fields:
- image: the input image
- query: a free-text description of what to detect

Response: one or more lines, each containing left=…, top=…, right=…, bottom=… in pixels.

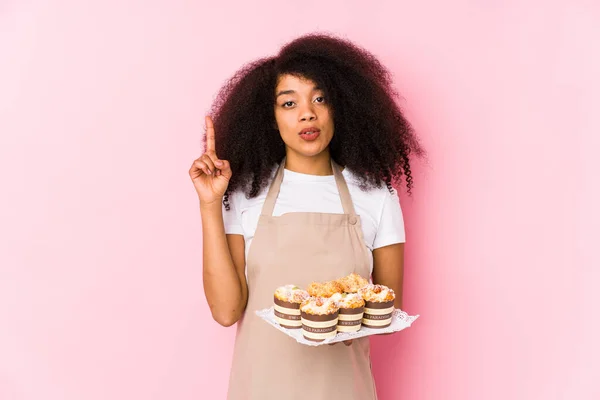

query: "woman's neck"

left=284, top=150, right=333, bottom=176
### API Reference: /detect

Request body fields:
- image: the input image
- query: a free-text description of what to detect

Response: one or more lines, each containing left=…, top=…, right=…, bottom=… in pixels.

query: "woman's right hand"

left=189, top=116, right=232, bottom=206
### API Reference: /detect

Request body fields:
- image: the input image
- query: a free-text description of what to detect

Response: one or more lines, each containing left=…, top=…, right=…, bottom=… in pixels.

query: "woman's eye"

left=314, top=96, right=325, bottom=103
left=283, top=101, right=294, bottom=107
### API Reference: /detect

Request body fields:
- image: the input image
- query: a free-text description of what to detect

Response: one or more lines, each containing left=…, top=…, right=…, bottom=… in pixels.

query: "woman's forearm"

left=200, top=201, right=247, bottom=326
left=372, top=243, right=405, bottom=310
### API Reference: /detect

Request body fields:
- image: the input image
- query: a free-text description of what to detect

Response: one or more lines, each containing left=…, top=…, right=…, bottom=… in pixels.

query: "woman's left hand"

left=329, top=333, right=395, bottom=347
left=329, top=340, right=353, bottom=346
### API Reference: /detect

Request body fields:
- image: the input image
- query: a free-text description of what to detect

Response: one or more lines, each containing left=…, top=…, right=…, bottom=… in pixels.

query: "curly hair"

left=205, top=33, right=425, bottom=210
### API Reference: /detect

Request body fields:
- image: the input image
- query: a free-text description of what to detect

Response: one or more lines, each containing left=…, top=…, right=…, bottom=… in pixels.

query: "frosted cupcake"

left=273, top=285, right=310, bottom=329
left=336, top=273, right=369, bottom=293
left=358, top=284, right=396, bottom=329
left=300, top=297, right=340, bottom=342
left=331, top=292, right=365, bottom=333
left=306, top=280, right=344, bottom=298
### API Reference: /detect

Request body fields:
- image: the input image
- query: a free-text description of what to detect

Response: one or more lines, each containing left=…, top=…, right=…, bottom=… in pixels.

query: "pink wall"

left=1, top=1, right=598, bottom=399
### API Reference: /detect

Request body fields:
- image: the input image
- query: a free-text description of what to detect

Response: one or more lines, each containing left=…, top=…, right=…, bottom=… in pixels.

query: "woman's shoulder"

left=226, top=177, right=275, bottom=212
left=343, top=168, right=396, bottom=196
left=343, top=168, right=399, bottom=213
left=229, top=165, right=278, bottom=197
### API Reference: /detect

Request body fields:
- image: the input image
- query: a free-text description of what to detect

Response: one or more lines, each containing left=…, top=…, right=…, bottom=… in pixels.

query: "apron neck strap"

left=261, top=157, right=357, bottom=217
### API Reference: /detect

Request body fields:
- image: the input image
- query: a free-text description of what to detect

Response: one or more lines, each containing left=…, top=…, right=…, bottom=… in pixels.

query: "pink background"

left=1, top=1, right=599, bottom=399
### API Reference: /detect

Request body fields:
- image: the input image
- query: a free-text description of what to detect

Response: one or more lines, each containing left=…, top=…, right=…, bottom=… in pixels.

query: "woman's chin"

left=286, top=142, right=331, bottom=158
left=288, top=148, right=329, bottom=159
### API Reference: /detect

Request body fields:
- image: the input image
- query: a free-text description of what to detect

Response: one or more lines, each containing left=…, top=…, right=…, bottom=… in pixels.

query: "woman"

left=189, top=33, right=424, bottom=400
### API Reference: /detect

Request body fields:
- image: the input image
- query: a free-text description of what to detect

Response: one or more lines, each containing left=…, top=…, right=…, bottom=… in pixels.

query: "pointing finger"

left=205, top=116, right=216, bottom=154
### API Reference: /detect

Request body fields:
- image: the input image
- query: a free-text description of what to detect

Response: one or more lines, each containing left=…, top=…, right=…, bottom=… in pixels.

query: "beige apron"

left=227, top=158, right=377, bottom=400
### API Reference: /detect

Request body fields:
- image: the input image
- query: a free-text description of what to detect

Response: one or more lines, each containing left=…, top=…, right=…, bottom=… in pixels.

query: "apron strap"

left=331, top=159, right=358, bottom=216
left=261, top=159, right=286, bottom=217
left=261, top=157, right=358, bottom=217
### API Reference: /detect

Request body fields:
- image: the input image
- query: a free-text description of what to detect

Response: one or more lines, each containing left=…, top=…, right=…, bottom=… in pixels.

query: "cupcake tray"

left=255, top=306, right=419, bottom=346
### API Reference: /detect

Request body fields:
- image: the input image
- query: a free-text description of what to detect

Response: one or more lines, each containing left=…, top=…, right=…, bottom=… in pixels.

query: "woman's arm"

left=191, top=116, right=248, bottom=327
left=371, top=243, right=405, bottom=309
left=200, top=202, right=248, bottom=327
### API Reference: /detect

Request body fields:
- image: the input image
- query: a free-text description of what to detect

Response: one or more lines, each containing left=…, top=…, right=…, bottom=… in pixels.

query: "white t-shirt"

left=223, top=167, right=405, bottom=274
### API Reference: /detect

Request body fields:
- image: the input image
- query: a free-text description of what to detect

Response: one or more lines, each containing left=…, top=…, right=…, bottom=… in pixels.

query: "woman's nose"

left=299, top=103, right=317, bottom=122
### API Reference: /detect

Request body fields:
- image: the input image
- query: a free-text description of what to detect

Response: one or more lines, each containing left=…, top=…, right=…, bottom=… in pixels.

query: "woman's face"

left=273, top=74, right=334, bottom=160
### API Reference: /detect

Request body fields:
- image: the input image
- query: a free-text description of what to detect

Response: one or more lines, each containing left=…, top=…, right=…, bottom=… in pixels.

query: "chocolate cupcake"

left=331, top=292, right=365, bottom=333
left=273, top=285, right=310, bottom=329
left=300, top=297, right=339, bottom=342
left=358, top=284, right=396, bottom=329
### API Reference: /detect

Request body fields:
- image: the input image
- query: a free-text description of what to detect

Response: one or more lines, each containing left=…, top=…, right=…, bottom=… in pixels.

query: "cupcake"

left=331, top=292, right=365, bottom=333
left=358, top=284, right=396, bottom=329
left=306, top=280, right=344, bottom=298
left=273, top=285, right=310, bottom=329
left=300, top=297, right=339, bottom=342
left=336, top=273, right=369, bottom=293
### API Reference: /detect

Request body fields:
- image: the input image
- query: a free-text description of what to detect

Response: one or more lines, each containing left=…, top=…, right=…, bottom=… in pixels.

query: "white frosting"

left=359, top=284, right=395, bottom=302
left=275, top=285, right=310, bottom=303
left=330, top=293, right=342, bottom=302
left=331, top=292, right=364, bottom=308
left=300, top=297, right=339, bottom=315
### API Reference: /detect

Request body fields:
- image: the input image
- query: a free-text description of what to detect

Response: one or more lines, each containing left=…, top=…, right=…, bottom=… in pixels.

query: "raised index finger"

left=205, top=115, right=216, bottom=153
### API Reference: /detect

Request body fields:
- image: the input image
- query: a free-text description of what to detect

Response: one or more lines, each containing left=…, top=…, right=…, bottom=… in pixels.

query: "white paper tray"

left=255, top=306, right=419, bottom=346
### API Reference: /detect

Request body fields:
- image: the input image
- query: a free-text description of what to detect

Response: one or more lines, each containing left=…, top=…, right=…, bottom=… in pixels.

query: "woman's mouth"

left=299, top=128, right=321, bottom=141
